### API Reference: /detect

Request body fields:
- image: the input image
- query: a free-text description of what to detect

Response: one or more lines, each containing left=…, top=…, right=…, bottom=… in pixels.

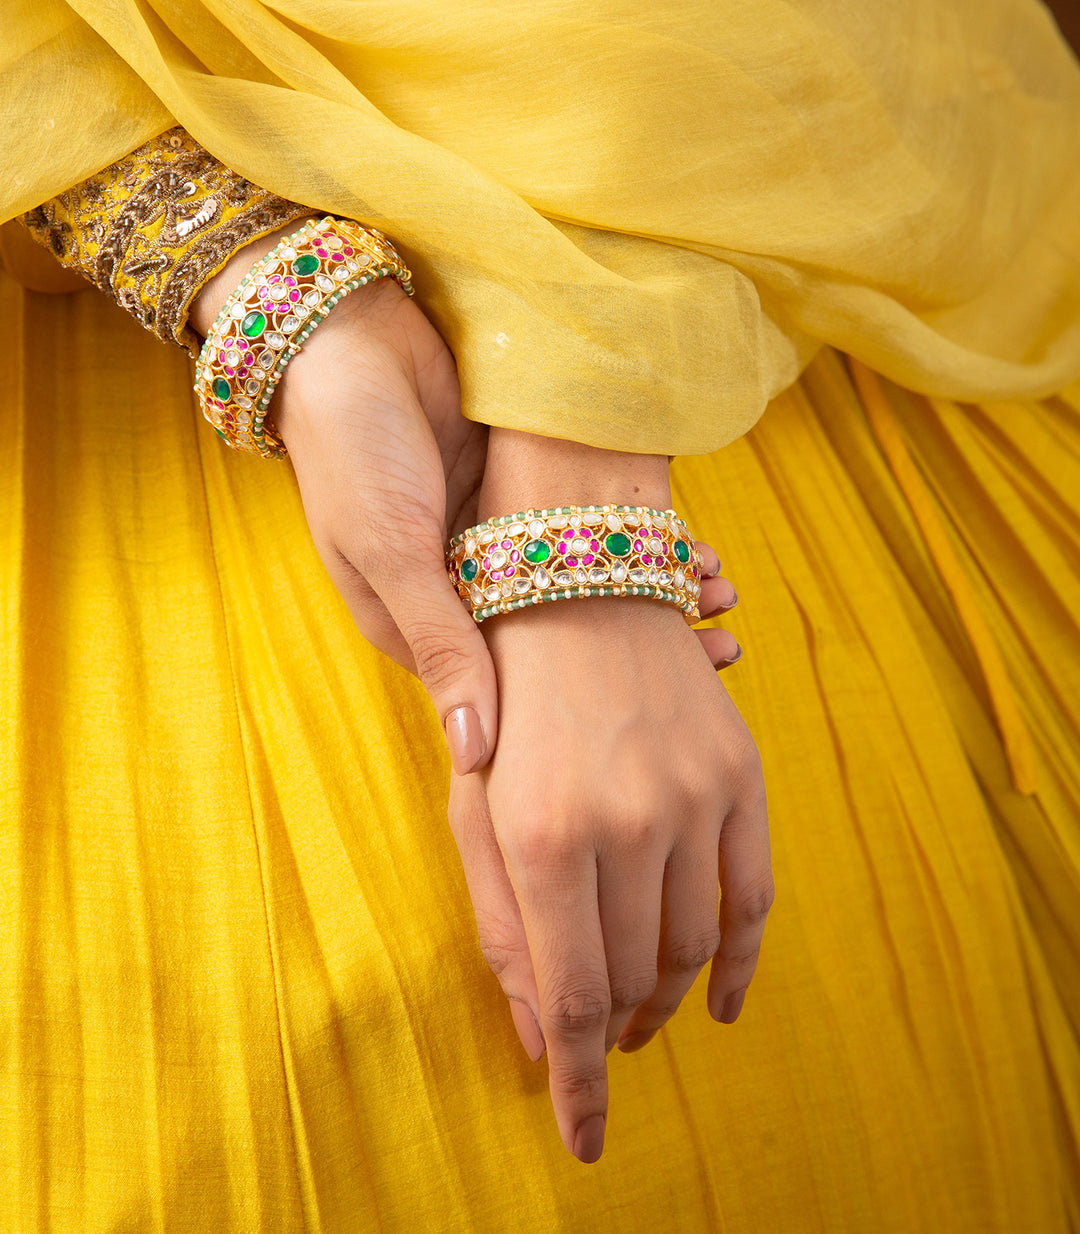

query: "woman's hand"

left=191, top=228, right=743, bottom=773
left=448, top=597, right=771, bottom=1164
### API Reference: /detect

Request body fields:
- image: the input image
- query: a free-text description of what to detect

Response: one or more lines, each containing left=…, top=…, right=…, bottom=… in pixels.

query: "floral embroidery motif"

left=18, top=127, right=311, bottom=355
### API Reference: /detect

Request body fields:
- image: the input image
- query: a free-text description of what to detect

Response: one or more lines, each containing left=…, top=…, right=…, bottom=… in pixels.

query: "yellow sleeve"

left=15, top=127, right=312, bottom=355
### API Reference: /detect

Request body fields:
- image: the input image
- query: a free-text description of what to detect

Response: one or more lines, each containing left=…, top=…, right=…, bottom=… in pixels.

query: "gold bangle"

left=447, top=505, right=703, bottom=623
left=194, top=215, right=414, bottom=458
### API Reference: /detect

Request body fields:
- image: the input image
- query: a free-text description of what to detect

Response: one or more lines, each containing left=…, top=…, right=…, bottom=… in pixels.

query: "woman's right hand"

left=448, top=594, right=772, bottom=1165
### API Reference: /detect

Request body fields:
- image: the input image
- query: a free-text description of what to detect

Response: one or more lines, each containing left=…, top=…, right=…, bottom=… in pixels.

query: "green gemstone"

left=212, top=377, right=231, bottom=401
left=605, top=532, right=632, bottom=557
left=673, top=539, right=691, bottom=563
left=460, top=557, right=479, bottom=581
left=523, top=540, right=550, bottom=564
left=241, top=310, right=267, bottom=338
left=292, top=254, right=320, bottom=276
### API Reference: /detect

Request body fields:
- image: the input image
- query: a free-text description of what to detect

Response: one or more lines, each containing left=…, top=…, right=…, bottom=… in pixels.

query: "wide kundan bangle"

left=194, top=215, right=414, bottom=458
left=447, top=505, right=703, bottom=623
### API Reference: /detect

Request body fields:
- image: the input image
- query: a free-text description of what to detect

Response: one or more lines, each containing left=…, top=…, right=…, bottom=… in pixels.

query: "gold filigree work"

left=18, top=127, right=312, bottom=355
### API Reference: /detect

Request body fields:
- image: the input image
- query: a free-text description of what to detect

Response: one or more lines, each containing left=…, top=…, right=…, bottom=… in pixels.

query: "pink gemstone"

left=505, top=566, right=516, bottom=577
left=285, top=277, right=297, bottom=286
left=263, top=303, right=273, bottom=312
left=268, top=274, right=281, bottom=283
left=316, top=247, right=328, bottom=258
left=510, top=550, right=520, bottom=563
left=557, top=543, right=567, bottom=554
left=224, top=367, right=234, bottom=376
left=501, top=539, right=512, bottom=549
left=344, top=246, right=354, bottom=256
left=491, top=570, right=502, bottom=581
left=633, top=539, right=644, bottom=551
left=642, top=554, right=652, bottom=565
left=237, top=338, right=248, bottom=349
left=566, top=557, right=578, bottom=567
left=582, top=554, right=594, bottom=565
left=256, top=285, right=268, bottom=297
left=483, top=558, right=490, bottom=569
left=289, top=290, right=300, bottom=301
left=590, top=539, right=600, bottom=551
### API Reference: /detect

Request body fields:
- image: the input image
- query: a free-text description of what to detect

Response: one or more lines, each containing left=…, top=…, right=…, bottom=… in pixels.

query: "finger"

left=360, top=497, right=500, bottom=777
left=596, top=843, right=665, bottom=1052
left=319, top=548, right=417, bottom=672
left=510, top=840, right=610, bottom=1163
left=697, top=574, right=738, bottom=619
left=695, top=539, right=721, bottom=578
left=707, top=782, right=774, bottom=1024
left=617, top=837, right=721, bottom=1052
left=695, top=626, right=743, bottom=669
left=447, top=775, right=545, bottom=1060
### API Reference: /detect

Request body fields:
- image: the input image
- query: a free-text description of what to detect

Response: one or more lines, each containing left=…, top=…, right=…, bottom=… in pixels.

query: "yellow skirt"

left=1, top=274, right=1077, bottom=1232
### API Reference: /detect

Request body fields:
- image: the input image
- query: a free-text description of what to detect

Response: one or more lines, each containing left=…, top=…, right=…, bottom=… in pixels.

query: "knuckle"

left=732, top=877, right=776, bottom=926
left=547, top=989, right=610, bottom=1034
left=727, top=944, right=762, bottom=971
left=409, top=628, right=472, bottom=692
left=476, top=924, right=530, bottom=982
left=665, top=931, right=722, bottom=974
left=549, top=1064, right=608, bottom=1102
left=608, top=972, right=658, bottom=1014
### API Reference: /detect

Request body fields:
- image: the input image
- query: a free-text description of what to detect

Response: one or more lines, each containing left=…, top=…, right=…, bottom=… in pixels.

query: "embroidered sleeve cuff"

left=18, top=127, right=313, bottom=356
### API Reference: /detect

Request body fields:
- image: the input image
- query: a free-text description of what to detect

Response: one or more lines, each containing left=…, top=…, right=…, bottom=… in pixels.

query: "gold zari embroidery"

left=18, top=127, right=312, bottom=355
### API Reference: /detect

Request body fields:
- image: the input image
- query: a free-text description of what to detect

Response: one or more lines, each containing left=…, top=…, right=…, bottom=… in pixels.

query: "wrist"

left=188, top=213, right=320, bottom=339
left=477, top=428, right=671, bottom=521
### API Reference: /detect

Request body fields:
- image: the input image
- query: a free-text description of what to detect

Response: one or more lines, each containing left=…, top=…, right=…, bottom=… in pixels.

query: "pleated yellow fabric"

left=2, top=0, right=1080, bottom=453
left=2, top=271, right=1078, bottom=1231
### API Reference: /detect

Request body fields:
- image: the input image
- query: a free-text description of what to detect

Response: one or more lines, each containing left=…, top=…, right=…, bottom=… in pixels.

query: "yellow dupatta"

left=2, top=0, right=1079, bottom=453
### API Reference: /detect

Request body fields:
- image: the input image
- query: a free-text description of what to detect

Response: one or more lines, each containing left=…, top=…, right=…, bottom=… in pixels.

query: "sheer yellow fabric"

left=2, top=0, right=1079, bottom=453
left=2, top=270, right=1078, bottom=1231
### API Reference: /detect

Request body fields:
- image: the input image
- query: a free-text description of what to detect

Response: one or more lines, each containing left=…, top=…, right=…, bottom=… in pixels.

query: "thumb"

left=368, top=529, right=499, bottom=776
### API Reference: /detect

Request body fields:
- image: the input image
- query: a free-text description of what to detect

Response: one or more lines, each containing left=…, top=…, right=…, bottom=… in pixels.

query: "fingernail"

left=722, top=645, right=743, bottom=665
left=509, top=999, right=545, bottom=1062
left=725, top=589, right=739, bottom=608
left=573, top=1114, right=606, bottom=1164
left=616, top=1029, right=657, bottom=1054
left=444, top=705, right=486, bottom=775
left=720, top=987, right=747, bottom=1024
left=706, top=558, right=722, bottom=579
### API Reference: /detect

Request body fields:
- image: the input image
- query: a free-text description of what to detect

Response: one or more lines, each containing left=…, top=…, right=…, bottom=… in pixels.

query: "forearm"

left=478, top=429, right=671, bottom=523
